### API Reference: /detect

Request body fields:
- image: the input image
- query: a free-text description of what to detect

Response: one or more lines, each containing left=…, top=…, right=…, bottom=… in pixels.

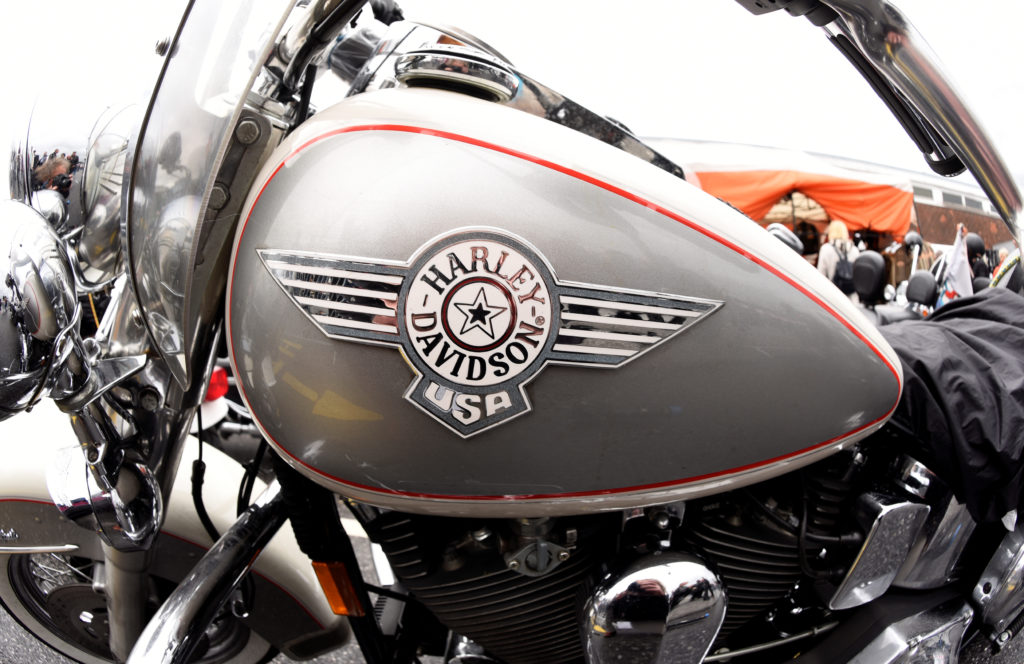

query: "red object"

left=205, top=367, right=229, bottom=401
left=695, top=168, right=913, bottom=238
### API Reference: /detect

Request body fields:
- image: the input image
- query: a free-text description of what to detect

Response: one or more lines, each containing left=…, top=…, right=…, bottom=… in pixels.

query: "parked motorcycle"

left=2, top=1, right=1024, bottom=663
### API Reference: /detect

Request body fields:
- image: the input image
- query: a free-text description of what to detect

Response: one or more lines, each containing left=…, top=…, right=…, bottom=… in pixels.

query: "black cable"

left=237, top=439, right=268, bottom=516
left=191, top=406, right=221, bottom=543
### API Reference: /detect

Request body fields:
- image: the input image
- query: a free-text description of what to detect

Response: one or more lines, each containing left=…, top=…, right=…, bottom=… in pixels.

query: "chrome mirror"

left=0, top=199, right=78, bottom=420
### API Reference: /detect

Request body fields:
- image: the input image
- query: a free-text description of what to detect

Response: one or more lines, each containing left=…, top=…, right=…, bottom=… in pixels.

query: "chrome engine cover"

left=227, top=87, right=902, bottom=516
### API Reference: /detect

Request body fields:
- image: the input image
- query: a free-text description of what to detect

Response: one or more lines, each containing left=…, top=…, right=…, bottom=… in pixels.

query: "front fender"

left=0, top=400, right=348, bottom=659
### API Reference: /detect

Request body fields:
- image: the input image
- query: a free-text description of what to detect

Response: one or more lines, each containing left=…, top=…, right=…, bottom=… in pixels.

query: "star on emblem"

left=454, top=286, right=508, bottom=339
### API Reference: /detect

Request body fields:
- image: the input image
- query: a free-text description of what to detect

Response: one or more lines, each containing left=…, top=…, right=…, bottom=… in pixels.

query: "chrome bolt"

left=998, top=631, right=1011, bottom=644
left=507, top=560, right=520, bottom=571
left=236, top=119, right=261, bottom=145
left=139, top=388, right=161, bottom=412
left=208, top=184, right=229, bottom=211
left=231, top=597, right=250, bottom=619
left=472, top=528, right=492, bottom=542
left=557, top=551, right=570, bottom=562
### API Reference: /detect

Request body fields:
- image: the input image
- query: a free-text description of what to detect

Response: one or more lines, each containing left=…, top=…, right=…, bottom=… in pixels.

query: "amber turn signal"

left=312, top=561, right=365, bottom=617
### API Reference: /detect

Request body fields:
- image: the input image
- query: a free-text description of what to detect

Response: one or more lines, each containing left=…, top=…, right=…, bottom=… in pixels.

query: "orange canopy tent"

left=650, top=139, right=915, bottom=240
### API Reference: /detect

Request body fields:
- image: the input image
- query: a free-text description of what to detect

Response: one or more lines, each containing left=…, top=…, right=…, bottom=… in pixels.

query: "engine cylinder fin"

left=369, top=513, right=603, bottom=664
left=687, top=504, right=803, bottom=642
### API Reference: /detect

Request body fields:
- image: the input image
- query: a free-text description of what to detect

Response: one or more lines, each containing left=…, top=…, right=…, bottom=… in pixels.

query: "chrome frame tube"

left=274, top=0, right=369, bottom=94
left=127, top=481, right=286, bottom=664
left=823, top=0, right=1023, bottom=246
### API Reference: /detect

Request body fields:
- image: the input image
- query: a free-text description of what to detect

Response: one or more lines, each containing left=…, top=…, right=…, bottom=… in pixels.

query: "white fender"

left=0, top=400, right=347, bottom=657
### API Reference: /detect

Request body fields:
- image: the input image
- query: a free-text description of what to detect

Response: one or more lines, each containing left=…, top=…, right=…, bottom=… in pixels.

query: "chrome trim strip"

left=555, top=328, right=660, bottom=344
left=552, top=344, right=634, bottom=357
left=0, top=544, right=79, bottom=554
left=265, top=260, right=404, bottom=285
left=561, top=295, right=705, bottom=317
left=279, top=277, right=396, bottom=299
left=559, top=313, right=679, bottom=330
left=295, top=295, right=395, bottom=317
left=312, top=314, right=398, bottom=334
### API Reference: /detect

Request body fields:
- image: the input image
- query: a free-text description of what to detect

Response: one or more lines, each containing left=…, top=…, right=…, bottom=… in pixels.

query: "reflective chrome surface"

left=273, top=0, right=368, bottom=94
left=893, top=458, right=976, bottom=590
left=847, top=598, right=973, bottom=664
left=823, top=0, right=1023, bottom=246
left=125, top=0, right=293, bottom=387
left=0, top=200, right=78, bottom=421
left=973, top=522, right=1024, bottom=636
left=830, top=493, right=930, bottom=610
left=29, top=189, right=69, bottom=235
left=47, top=443, right=163, bottom=552
left=583, top=550, right=726, bottom=664
left=350, top=22, right=687, bottom=181
left=396, top=45, right=520, bottom=101
left=127, top=482, right=285, bottom=664
left=73, top=105, right=137, bottom=290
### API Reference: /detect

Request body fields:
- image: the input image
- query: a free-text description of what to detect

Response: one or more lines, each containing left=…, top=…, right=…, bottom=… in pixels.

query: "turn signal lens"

left=312, top=561, right=365, bottom=616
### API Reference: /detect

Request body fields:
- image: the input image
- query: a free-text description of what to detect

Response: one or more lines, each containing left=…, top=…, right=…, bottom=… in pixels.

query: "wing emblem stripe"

left=279, top=278, right=398, bottom=300
left=555, top=328, right=661, bottom=344
left=312, top=315, right=399, bottom=335
left=264, top=260, right=405, bottom=286
left=560, top=295, right=707, bottom=318
left=559, top=312, right=680, bottom=330
left=294, top=295, right=396, bottom=317
left=552, top=344, right=636, bottom=357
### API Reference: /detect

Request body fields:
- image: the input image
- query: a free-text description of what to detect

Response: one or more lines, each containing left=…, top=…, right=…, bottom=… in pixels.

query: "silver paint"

left=227, top=88, right=902, bottom=516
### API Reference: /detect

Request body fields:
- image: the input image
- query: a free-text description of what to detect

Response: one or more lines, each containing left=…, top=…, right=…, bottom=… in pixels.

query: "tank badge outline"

left=260, top=227, right=723, bottom=437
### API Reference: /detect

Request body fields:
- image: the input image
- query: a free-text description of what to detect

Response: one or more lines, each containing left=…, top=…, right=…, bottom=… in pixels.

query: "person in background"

left=817, top=220, right=860, bottom=299
left=32, top=157, right=72, bottom=195
left=966, top=232, right=989, bottom=279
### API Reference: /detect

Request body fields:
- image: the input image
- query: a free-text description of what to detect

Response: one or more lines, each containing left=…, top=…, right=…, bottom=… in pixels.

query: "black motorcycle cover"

left=881, top=288, right=1024, bottom=525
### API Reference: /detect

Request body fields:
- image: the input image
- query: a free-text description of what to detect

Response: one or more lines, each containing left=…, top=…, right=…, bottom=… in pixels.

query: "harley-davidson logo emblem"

left=261, top=229, right=722, bottom=437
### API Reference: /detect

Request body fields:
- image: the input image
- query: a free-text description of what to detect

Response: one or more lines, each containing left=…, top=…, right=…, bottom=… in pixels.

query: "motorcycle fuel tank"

left=227, top=87, right=901, bottom=517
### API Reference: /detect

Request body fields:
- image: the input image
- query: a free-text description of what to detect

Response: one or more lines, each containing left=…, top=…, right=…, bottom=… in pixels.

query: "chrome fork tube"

left=127, top=481, right=286, bottom=664
left=104, top=545, right=153, bottom=662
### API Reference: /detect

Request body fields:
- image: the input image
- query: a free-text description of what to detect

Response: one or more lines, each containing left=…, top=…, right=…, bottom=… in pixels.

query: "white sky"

left=1, top=1, right=1021, bottom=186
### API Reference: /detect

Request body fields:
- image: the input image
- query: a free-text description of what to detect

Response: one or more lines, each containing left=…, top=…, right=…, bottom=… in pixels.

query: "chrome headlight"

left=0, top=200, right=78, bottom=420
